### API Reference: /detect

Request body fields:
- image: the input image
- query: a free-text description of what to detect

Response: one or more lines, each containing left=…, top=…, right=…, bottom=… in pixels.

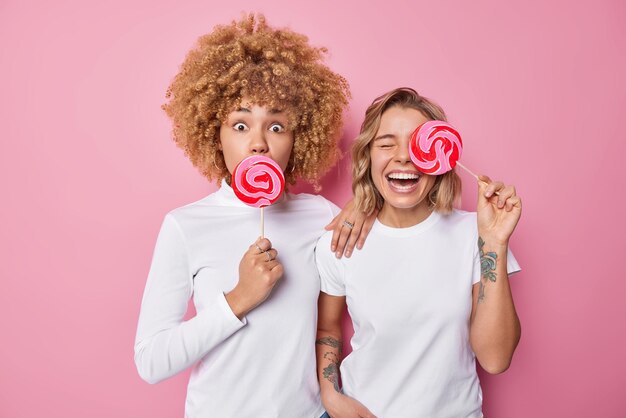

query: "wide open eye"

left=269, top=123, right=285, bottom=133
left=234, top=122, right=248, bottom=131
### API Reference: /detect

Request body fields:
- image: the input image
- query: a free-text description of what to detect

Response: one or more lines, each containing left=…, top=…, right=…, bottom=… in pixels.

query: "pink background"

left=1, top=0, right=624, bottom=416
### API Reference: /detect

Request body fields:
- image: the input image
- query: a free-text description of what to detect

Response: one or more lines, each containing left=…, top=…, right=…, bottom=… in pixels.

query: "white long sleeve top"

left=135, top=181, right=338, bottom=417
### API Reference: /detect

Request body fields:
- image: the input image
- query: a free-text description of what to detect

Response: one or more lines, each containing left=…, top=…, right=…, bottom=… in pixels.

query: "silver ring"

left=255, top=244, right=264, bottom=253
left=265, top=251, right=273, bottom=262
left=343, top=220, right=354, bottom=229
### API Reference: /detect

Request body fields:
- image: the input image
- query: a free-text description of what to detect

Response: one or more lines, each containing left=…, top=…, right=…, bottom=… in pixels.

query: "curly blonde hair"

left=162, top=14, right=350, bottom=187
left=352, top=87, right=462, bottom=214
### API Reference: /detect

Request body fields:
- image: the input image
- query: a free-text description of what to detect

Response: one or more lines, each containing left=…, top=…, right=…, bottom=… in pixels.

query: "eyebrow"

left=235, top=107, right=284, bottom=114
left=373, top=134, right=395, bottom=141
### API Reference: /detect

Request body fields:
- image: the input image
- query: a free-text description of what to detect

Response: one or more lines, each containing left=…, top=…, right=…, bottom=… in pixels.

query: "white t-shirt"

left=316, top=209, right=521, bottom=418
left=135, top=181, right=338, bottom=418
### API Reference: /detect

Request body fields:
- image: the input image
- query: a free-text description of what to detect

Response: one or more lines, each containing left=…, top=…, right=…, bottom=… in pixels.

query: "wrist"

left=321, top=387, right=342, bottom=402
left=321, top=390, right=344, bottom=412
left=224, top=288, right=251, bottom=320
left=477, top=234, right=509, bottom=250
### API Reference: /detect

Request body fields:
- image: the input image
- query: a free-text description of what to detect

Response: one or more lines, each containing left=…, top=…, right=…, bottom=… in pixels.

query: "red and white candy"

left=232, top=155, right=285, bottom=208
left=409, top=120, right=463, bottom=175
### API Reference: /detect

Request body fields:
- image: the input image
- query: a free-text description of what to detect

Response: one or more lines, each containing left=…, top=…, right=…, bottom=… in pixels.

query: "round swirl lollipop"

left=409, top=120, right=463, bottom=175
left=408, top=120, right=498, bottom=194
left=233, top=155, right=285, bottom=208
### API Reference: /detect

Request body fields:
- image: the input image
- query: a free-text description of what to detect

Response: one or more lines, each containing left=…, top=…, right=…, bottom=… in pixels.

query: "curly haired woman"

left=134, top=14, right=371, bottom=417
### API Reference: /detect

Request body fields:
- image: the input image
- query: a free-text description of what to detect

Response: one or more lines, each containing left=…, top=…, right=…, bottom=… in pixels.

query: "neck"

left=378, top=202, right=433, bottom=228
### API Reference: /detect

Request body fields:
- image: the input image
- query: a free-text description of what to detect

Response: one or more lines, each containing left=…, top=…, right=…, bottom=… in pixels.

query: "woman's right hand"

left=325, top=199, right=378, bottom=259
left=323, top=392, right=377, bottom=418
left=225, top=238, right=283, bottom=319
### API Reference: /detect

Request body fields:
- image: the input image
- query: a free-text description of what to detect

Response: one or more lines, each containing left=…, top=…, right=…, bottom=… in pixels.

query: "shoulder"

left=166, top=191, right=221, bottom=217
left=287, top=192, right=334, bottom=207
left=158, top=192, right=224, bottom=234
left=441, top=209, right=477, bottom=225
left=437, top=209, right=478, bottom=236
left=286, top=192, right=339, bottom=218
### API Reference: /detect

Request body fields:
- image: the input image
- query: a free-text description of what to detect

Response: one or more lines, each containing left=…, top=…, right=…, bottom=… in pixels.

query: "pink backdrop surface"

left=1, top=0, right=625, bottom=416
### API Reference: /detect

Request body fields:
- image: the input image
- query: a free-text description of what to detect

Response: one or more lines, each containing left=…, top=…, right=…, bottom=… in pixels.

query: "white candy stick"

left=455, top=161, right=478, bottom=180
left=456, top=161, right=500, bottom=196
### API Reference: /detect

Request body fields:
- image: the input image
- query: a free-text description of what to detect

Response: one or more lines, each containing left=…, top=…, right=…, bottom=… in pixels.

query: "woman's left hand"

left=325, top=199, right=378, bottom=258
left=477, top=175, right=522, bottom=246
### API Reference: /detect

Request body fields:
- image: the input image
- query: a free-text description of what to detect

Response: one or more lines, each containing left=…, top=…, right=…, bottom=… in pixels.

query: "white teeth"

left=387, top=172, right=419, bottom=180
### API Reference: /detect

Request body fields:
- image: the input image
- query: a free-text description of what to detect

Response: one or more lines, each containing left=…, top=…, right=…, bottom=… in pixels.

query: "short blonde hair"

left=163, top=14, right=350, bottom=187
left=352, top=87, right=462, bottom=214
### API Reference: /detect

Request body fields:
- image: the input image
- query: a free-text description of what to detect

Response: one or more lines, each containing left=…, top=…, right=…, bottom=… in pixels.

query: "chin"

left=379, top=191, right=423, bottom=209
left=388, top=200, right=424, bottom=210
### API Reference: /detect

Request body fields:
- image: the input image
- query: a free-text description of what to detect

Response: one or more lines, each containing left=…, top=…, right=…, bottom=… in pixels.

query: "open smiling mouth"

left=386, top=172, right=421, bottom=192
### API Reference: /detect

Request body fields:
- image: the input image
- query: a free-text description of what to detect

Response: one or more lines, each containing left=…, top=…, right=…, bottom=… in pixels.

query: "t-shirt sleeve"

left=506, top=249, right=521, bottom=276
left=134, top=214, right=246, bottom=384
left=315, top=233, right=346, bottom=296
left=472, top=245, right=522, bottom=285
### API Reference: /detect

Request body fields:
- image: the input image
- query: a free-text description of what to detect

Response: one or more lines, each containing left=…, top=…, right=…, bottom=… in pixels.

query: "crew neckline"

left=373, top=210, right=442, bottom=237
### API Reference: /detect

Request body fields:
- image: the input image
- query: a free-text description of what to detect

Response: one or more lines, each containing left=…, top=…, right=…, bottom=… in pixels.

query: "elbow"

left=474, top=345, right=517, bottom=375
left=473, top=340, right=517, bottom=375
left=136, top=367, right=163, bottom=385
left=134, top=347, right=166, bottom=385
left=316, top=326, right=341, bottom=339
left=473, top=324, right=521, bottom=375
left=479, top=358, right=512, bottom=375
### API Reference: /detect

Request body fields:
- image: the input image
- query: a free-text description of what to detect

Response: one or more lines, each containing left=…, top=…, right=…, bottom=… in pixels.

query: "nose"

left=249, top=128, right=269, bottom=154
left=394, top=138, right=411, bottom=164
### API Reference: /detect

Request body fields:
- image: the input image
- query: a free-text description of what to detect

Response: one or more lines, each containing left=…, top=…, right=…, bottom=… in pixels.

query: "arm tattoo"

left=316, top=336, right=343, bottom=355
left=478, top=236, right=498, bottom=303
left=317, top=337, right=343, bottom=392
left=322, top=355, right=341, bottom=392
left=478, top=281, right=486, bottom=303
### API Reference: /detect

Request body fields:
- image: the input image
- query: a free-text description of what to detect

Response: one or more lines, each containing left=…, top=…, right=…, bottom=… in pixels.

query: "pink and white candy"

left=232, top=155, right=285, bottom=208
left=409, top=120, right=463, bottom=175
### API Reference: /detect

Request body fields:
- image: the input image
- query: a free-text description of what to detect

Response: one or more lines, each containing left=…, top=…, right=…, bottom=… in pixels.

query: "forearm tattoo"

left=478, top=236, right=498, bottom=303
left=316, top=336, right=343, bottom=352
left=316, top=337, right=343, bottom=392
